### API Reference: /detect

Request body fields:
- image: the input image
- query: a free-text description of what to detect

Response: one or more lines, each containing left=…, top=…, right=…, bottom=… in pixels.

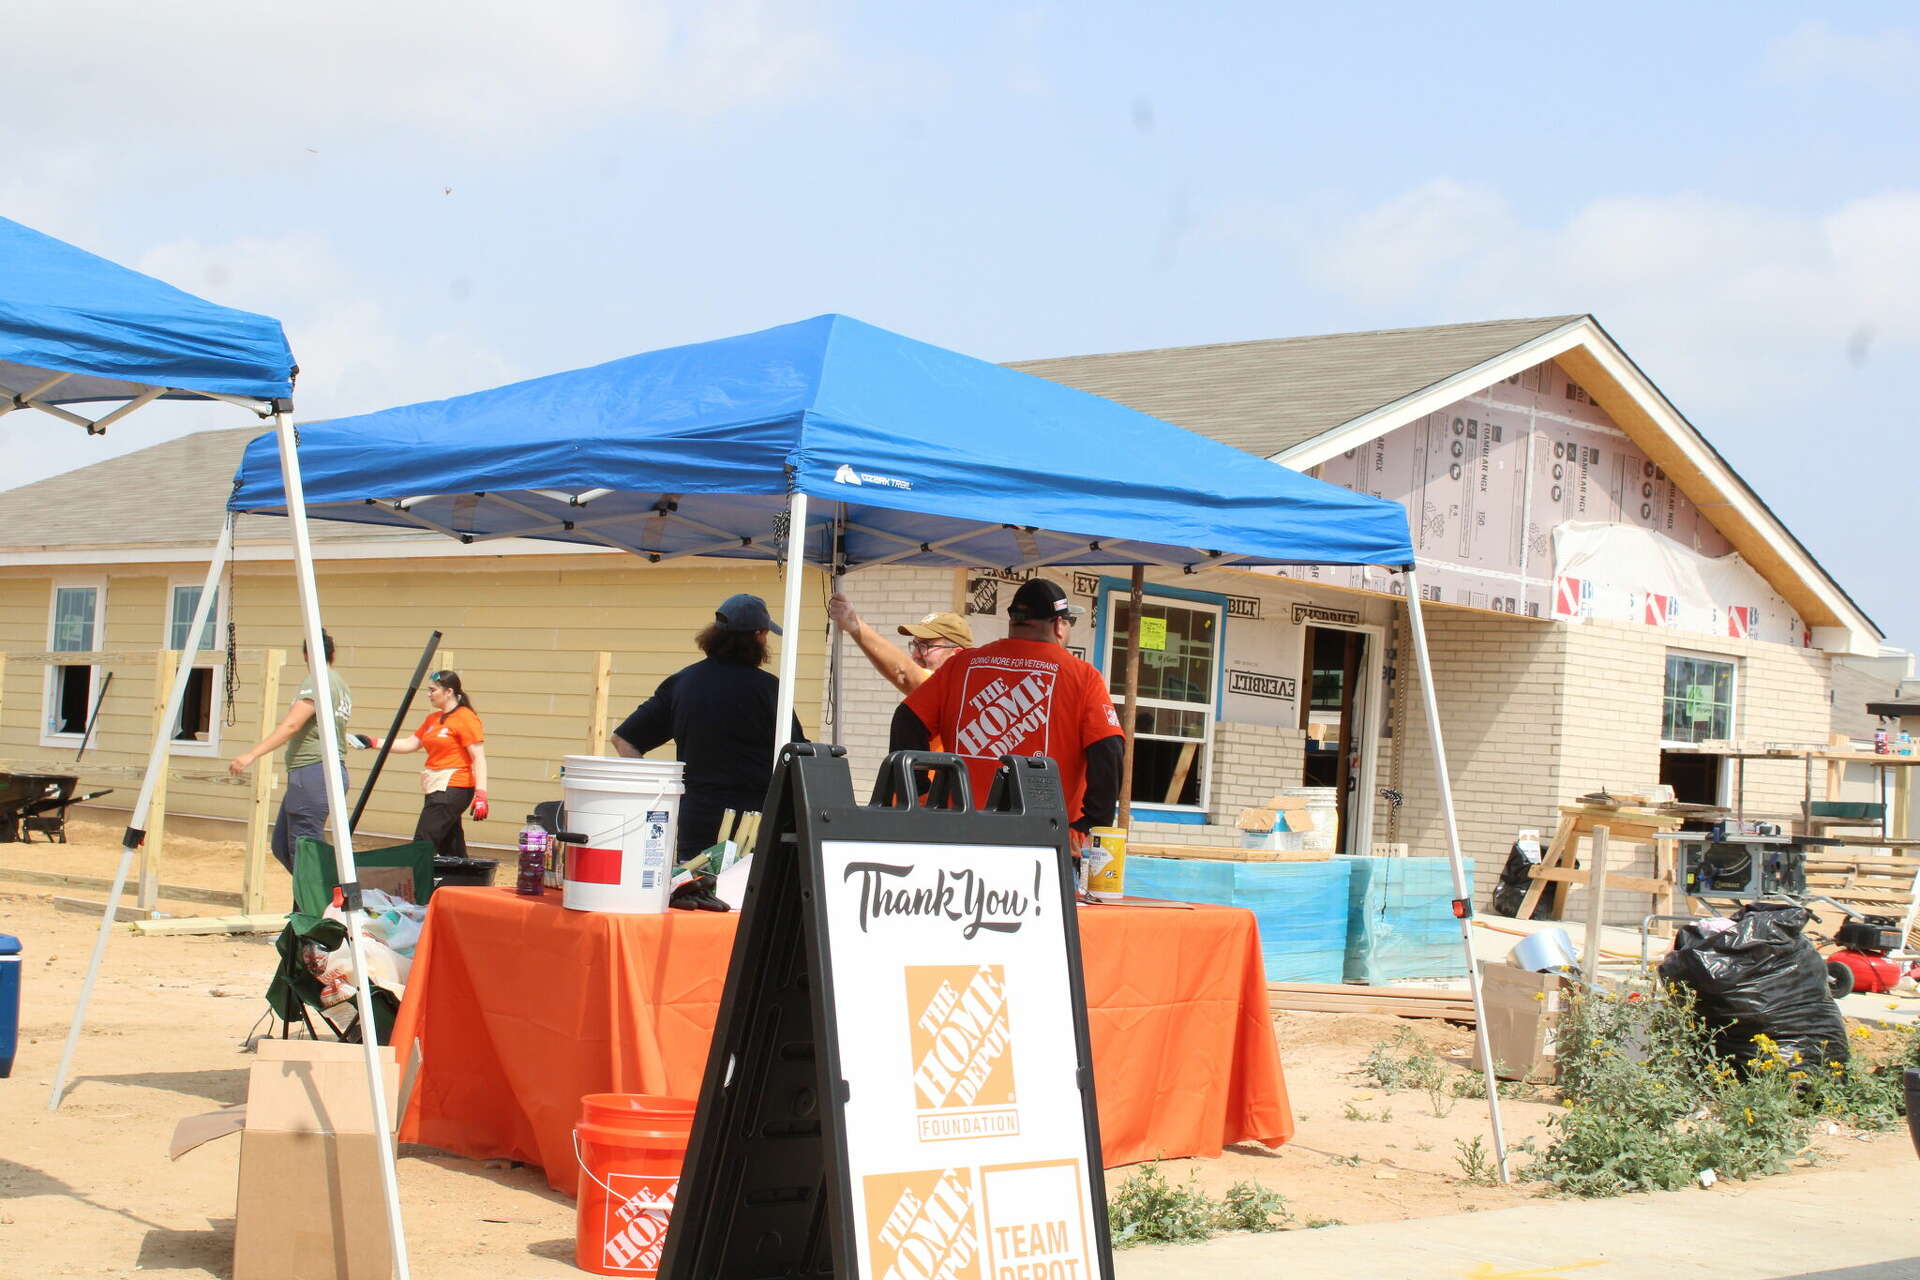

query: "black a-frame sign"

left=661, top=745, right=1114, bottom=1279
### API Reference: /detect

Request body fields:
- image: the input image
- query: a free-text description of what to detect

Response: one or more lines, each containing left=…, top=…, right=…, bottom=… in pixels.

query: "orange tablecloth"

left=392, top=888, right=1292, bottom=1193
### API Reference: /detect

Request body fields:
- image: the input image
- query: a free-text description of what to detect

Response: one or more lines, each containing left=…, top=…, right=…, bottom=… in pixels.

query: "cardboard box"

left=1469, top=962, right=1568, bottom=1084
left=172, top=1040, right=411, bottom=1280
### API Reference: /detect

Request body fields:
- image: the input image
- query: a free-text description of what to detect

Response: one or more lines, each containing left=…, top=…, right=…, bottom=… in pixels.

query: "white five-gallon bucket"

left=1274, top=786, right=1340, bottom=853
left=560, top=756, right=685, bottom=914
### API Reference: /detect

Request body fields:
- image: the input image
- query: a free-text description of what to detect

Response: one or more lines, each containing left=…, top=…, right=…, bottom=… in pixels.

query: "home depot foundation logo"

left=864, top=1167, right=981, bottom=1280
left=833, top=462, right=914, bottom=490
left=906, top=964, right=1018, bottom=1143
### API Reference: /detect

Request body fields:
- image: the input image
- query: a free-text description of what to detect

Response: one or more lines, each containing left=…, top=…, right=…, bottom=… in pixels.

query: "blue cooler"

left=0, top=934, right=19, bottom=1078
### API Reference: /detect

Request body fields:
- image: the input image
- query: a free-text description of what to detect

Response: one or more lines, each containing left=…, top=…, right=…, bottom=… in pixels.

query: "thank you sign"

left=823, top=840, right=1100, bottom=1280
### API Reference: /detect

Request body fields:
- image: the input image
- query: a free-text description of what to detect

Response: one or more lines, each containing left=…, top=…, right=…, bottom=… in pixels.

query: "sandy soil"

left=1, top=831, right=1911, bottom=1277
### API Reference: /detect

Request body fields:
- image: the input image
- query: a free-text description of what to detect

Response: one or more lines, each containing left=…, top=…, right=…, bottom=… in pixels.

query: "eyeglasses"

left=909, top=639, right=958, bottom=655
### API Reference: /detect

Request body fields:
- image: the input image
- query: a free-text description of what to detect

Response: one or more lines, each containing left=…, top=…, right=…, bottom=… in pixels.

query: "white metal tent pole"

left=273, top=409, right=413, bottom=1277
left=773, top=491, right=809, bottom=760
left=47, top=518, right=233, bottom=1110
left=828, top=502, right=846, bottom=746
left=1402, top=563, right=1511, bottom=1184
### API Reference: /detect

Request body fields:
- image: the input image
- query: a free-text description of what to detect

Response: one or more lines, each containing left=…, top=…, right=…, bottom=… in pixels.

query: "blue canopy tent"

left=4, top=216, right=415, bottom=1271
left=230, top=313, right=1510, bottom=1177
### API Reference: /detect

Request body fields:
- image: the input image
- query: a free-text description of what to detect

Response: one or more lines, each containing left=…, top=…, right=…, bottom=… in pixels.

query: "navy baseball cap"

left=1007, top=578, right=1085, bottom=623
left=716, top=592, right=782, bottom=634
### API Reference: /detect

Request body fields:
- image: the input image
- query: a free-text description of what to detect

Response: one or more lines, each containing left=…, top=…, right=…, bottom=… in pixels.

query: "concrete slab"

left=1113, top=1166, right=1920, bottom=1280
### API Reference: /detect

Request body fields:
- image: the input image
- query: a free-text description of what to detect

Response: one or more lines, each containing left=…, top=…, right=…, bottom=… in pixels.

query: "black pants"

left=415, top=786, right=474, bottom=859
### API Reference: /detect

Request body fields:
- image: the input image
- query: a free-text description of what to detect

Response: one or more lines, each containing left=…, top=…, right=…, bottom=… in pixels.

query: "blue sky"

left=6, top=2, right=1918, bottom=640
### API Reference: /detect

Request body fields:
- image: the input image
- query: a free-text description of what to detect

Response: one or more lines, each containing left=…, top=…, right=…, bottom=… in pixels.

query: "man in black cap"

left=613, top=592, right=806, bottom=861
left=892, top=578, right=1123, bottom=847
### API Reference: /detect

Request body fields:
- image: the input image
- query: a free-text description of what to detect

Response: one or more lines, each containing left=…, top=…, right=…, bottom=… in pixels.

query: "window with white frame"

left=45, top=583, right=102, bottom=738
left=166, top=583, right=222, bottom=749
left=1101, top=594, right=1221, bottom=809
left=1660, top=652, right=1736, bottom=744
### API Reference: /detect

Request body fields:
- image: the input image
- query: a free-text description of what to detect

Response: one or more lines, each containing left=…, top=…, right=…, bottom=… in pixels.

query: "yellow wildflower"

left=1744, top=1107, right=1755, bottom=1124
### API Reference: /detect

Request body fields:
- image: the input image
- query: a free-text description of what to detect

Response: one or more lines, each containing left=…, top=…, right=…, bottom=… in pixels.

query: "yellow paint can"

left=1086, top=827, right=1128, bottom=902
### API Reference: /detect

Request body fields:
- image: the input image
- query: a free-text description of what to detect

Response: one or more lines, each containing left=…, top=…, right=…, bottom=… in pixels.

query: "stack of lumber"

left=1268, top=981, right=1476, bottom=1021
left=1802, top=845, right=1920, bottom=952
left=1130, top=841, right=1331, bottom=864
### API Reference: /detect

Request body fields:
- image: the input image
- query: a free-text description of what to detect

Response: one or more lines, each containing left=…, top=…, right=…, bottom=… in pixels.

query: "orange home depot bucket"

left=574, top=1094, right=696, bottom=1276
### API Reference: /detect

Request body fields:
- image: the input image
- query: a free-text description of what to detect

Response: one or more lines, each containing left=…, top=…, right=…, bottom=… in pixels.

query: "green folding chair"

left=267, top=836, right=436, bottom=1044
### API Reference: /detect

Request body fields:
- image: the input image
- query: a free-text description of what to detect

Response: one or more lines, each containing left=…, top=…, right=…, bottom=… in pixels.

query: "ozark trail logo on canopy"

left=832, top=462, right=913, bottom=490
left=907, top=964, right=1018, bottom=1143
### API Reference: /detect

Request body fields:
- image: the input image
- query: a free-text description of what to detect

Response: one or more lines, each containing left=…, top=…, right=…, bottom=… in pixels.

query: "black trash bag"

left=1492, top=839, right=1549, bottom=918
left=1658, top=901, right=1849, bottom=1073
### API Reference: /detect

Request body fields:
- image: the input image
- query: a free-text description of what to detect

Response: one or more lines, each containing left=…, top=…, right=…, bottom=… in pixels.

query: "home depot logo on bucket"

left=601, top=1174, right=676, bottom=1275
left=906, top=964, right=1018, bottom=1143
left=863, top=1166, right=980, bottom=1280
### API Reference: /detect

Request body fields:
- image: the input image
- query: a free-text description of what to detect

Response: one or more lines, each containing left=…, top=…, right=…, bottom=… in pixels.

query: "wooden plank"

left=53, top=895, right=162, bottom=922
left=1526, top=867, right=1670, bottom=896
left=139, top=648, right=177, bottom=911
left=1267, top=983, right=1477, bottom=1021
left=0, top=867, right=244, bottom=908
left=1161, top=741, right=1198, bottom=805
left=1583, top=825, right=1610, bottom=986
left=1517, top=813, right=1575, bottom=920
left=130, top=913, right=284, bottom=937
left=242, top=648, right=285, bottom=916
left=586, top=650, right=612, bottom=754
left=1131, top=842, right=1331, bottom=863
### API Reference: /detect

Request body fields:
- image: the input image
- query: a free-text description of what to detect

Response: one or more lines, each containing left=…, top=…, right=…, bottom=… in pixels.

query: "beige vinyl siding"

left=0, top=556, right=826, bottom=851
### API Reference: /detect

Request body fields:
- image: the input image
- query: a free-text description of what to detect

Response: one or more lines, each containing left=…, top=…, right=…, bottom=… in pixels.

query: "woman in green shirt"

left=228, top=631, right=354, bottom=872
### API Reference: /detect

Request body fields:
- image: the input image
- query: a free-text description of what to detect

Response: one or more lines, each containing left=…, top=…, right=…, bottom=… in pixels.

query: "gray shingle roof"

left=0, top=314, right=1584, bottom=551
left=0, top=427, right=386, bottom=550
left=1007, top=315, right=1585, bottom=457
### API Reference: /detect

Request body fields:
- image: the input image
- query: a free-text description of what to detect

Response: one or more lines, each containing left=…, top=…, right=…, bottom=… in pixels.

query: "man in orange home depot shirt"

left=891, top=578, right=1124, bottom=848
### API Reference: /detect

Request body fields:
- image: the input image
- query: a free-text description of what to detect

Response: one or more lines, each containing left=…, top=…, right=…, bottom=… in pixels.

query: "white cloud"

left=1765, top=20, right=1920, bottom=97
left=1, top=0, right=843, bottom=147
left=1288, top=182, right=1920, bottom=415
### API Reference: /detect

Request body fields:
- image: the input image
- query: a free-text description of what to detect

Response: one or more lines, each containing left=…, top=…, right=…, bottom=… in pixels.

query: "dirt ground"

left=2, top=828, right=1912, bottom=1278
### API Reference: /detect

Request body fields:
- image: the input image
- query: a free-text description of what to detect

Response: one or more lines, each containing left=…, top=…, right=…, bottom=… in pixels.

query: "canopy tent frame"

left=224, top=314, right=1512, bottom=1181
left=3, top=213, right=414, bottom=1275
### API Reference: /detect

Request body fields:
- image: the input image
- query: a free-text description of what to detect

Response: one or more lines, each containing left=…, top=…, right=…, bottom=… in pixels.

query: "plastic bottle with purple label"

left=517, top=816, right=550, bottom=895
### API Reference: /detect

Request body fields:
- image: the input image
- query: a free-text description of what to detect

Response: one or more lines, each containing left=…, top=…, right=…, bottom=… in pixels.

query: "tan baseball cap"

left=897, top=611, right=974, bottom=648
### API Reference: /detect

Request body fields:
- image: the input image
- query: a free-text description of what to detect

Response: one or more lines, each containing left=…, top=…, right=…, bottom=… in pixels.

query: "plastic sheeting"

left=1551, top=521, right=1807, bottom=647
left=0, top=215, right=295, bottom=403
left=227, top=314, right=1414, bottom=571
left=1127, top=856, right=1354, bottom=983
left=1344, top=856, right=1471, bottom=983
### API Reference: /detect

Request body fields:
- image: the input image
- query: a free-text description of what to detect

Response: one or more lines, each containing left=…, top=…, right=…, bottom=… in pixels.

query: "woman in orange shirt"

left=360, top=670, right=489, bottom=857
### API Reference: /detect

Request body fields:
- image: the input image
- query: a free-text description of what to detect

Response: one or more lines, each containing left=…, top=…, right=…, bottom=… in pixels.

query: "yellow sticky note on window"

left=1138, top=617, right=1168, bottom=650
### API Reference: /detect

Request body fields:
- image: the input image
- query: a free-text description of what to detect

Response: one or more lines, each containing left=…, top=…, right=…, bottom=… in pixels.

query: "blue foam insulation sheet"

left=1344, top=856, right=1471, bottom=983
left=1126, top=855, right=1471, bottom=984
left=1126, top=856, right=1353, bottom=983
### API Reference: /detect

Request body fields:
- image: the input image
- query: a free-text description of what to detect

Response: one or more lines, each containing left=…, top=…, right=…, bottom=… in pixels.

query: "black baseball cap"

left=1007, top=578, right=1085, bottom=623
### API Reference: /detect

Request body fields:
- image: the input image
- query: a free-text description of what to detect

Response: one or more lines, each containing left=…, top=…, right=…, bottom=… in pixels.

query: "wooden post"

left=1117, top=567, right=1145, bottom=828
left=1582, top=824, right=1610, bottom=987
left=587, top=651, right=613, bottom=754
left=139, top=649, right=179, bottom=911
left=242, top=648, right=286, bottom=915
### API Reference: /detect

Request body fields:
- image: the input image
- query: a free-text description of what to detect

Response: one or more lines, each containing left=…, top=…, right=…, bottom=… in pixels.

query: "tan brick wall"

left=1388, top=610, right=1832, bottom=921
left=1210, top=720, right=1308, bottom=816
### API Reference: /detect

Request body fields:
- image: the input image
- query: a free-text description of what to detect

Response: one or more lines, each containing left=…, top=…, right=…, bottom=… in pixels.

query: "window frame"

left=1096, top=583, right=1226, bottom=815
left=163, top=578, right=227, bottom=756
left=1658, top=650, right=1739, bottom=747
left=40, top=578, right=107, bottom=747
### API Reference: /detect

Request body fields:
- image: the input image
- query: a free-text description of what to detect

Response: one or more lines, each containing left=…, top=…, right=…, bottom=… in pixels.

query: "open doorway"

left=1301, top=626, right=1367, bottom=852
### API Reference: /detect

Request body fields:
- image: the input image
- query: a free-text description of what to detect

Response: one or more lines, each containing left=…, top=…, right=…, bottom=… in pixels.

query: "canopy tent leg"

left=773, top=491, right=809, bottom=760
left=272, top=409, right=414, bottom=1277
left=48, top=518, right=234, bottom=1111
left=1402, top=564, right=1511, bottom=1184
left=828, top=502, right=846, bottom=746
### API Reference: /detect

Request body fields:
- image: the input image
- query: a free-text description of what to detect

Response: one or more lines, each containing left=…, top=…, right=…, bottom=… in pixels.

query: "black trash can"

left=433, top=856, right=499, bottom=891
